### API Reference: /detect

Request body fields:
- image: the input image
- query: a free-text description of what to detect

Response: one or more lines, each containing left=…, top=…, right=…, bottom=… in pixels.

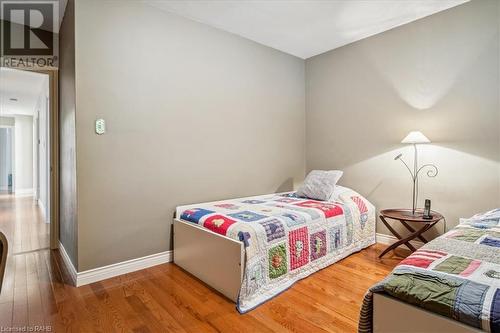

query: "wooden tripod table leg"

left=378, top=215, right=416, bottom=258
left=379, top=219, right=439, bottom=258
left=401, top=220, right=429, bottom=243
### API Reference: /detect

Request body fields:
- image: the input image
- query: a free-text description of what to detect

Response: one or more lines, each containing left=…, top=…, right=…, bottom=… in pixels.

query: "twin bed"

left=173, top=185, right=499, bottom=332
left=174, top=186, right=376, bottom=313
left=363, top=210, right=500, bottom=333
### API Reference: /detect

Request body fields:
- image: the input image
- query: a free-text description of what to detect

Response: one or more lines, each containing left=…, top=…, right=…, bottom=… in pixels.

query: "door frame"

left=14, top=67, right=60, bottom=249
left=41, top=68, right=59, bottom=250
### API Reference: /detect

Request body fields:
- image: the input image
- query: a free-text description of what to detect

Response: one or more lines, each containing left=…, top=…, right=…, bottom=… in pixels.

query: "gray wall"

left=59, top=0, right=78, bottom=268
left=306, top=0, right=500, bottom=238
left=74, top=0, right=305, bottom=270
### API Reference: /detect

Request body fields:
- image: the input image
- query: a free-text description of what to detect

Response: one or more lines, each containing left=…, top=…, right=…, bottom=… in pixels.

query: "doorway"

left=0, top=67, right=59, bottom=250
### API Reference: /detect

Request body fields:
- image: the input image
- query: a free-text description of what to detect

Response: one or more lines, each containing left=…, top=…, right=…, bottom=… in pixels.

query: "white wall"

left=0, top=117, right=14, bottom=126
left=0, top=129, right=8, bottom=189
left=0, top=128, right=13, bottom=191
left=14, top=115, right=34, bottom=195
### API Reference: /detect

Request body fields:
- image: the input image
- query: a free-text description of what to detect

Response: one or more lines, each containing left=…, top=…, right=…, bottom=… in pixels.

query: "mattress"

left=359, top=211, right=500, bottom=333
left=176, top=187, right=376, bottom=313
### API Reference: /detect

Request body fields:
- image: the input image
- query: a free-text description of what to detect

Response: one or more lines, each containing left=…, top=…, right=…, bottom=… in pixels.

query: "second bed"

left=174, top=187, right=376, bottom=313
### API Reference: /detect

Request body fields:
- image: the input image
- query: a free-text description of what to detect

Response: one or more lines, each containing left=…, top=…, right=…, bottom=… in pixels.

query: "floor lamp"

left=394, top=131, right=438, bottom=216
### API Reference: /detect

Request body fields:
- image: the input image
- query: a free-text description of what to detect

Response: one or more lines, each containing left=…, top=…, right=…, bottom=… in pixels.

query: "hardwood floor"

left=0, top=194, right=408, bottom=333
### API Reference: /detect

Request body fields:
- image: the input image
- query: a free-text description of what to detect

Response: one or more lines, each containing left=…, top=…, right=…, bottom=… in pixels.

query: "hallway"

left=0, top=194, right=53, bottom=330
left=0, top=194, right=49, bottom=253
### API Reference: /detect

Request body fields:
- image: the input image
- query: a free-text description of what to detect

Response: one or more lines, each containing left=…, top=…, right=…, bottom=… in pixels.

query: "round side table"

left=378, top=208, right=444, bottom=258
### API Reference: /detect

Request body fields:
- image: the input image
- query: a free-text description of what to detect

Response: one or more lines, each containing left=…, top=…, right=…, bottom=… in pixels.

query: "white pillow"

left=296, top=170, right=343, bottom=201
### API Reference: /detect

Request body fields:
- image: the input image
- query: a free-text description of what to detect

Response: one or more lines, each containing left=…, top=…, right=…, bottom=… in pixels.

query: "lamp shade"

left=401, top=131, right=430, bottom=144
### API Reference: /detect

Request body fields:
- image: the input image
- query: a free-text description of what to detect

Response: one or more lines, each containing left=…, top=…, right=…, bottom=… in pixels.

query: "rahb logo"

left=1, top=0, right=59, bottom=68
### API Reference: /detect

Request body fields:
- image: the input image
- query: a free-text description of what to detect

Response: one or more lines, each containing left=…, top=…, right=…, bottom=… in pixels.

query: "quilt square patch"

left=342, top=205, right=354, bottom=246
left=351, top=196, right=368, bottom=214
left=447, top=229, right=486, bottom=242
left=254, top=206, right=282, bottom=215
left=243, top=259, right=266, bottom=297
left=384, top=272, right=457, bottom=311
left=433, top=256, right=481, bottom=276
left=295, top=201, right=344, bottom=219
left=227, top=225, right=260, bottom=259
left=228, top=211, right=267, bottom=222
left=241, top=199, right=266, bottom=204
left=238, top=231, right=252, bottom=248
left=351, top=196, right=369, bottom=229
left=268, top=244, right=288, bottom=279
left=484, top=269, right=500, bottom=280
left=284, top=205, right=321, bottom=220
left=203, top=215, right=236, bottom=235
left=289, top=227, right=309, bottom=270
left=180, top=208, right=214, bottom=223
left=280, top=212, right=306, bottom=227
left=260, top=218, right=285, bottom=242
left=279, top=192, right=300, bottom=198
left=310, top=230, right=327, bottom=260
left=468, top=263, right=500, bottom=288
left=398, top=249, right=447, bottom=269
left=214, top=203, right=240, bottom=210
left=274, top=197, right=302, bottom=203
left=329, top=225, right=344, bottom=252
left=454, top=280, right=490, bottom=328
left=479, top=236, right=500, bottom=248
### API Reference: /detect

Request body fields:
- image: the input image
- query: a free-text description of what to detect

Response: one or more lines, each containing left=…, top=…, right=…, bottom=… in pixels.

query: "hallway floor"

left=0, top=194, right=51, bottom=330
left=0, top=194, right=408, bottom=332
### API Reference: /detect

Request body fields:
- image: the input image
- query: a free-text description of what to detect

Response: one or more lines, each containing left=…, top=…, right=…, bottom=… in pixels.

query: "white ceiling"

left=146, top=0, right=469, bottom=59
left=0, top=68, right=48, bottom=117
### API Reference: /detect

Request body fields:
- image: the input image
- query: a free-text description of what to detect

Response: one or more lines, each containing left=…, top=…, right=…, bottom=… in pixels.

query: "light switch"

left=95, top=118, right=106, bottom=135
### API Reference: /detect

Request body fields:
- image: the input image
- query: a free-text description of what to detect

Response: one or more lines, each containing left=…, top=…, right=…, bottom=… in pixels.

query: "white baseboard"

left=58, top=241, right=173, bottom=287
left=376, top=232, right=424, bottom=249
left=37, top=199, right=50, bottom=223
left=15, top=188, right=34, bottom=197
left=77, top=250, right=173, bottom=286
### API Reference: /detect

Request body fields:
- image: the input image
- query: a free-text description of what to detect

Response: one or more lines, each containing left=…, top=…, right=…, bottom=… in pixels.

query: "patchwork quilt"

left=176, top=188, right=376, bottom=313
left=359, top=209, right=500, bottom=333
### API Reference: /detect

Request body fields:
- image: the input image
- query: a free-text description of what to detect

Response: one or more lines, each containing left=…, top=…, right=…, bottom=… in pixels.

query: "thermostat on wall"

left=95, top=118, right=106, bottom=135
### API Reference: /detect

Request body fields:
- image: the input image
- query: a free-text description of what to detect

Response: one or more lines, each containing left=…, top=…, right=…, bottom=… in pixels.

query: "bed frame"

left=174, top=219, right=482, bottom=332
left=173, top=218, right=244, bottom=302
left=373, top=293, right=482, bottom=333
